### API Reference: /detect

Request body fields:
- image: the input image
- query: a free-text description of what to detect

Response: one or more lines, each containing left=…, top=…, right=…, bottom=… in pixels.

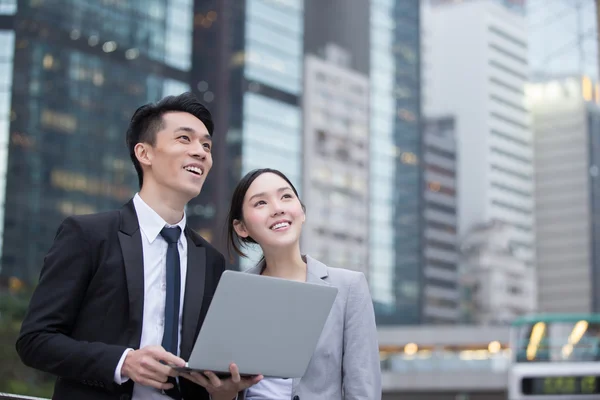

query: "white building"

left=301, top=44, right=370, bottom=276
left=527, top=76, right=600, bottom=313
left=460, top=220, right=536, bottom=324
left=422, top=0, right=535, bottom=268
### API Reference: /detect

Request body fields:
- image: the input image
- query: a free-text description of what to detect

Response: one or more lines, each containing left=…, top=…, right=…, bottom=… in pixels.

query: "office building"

left=460, top=220, right=536, bottom=325
left=0, top=0, right=193, bottom=283
left=527, top=76, right=600, bottom=313
left=369, top=0, right=423, bottom=324
left=301, top=44, right=370, bottom=276
left=423, top=0, right=535, bottom=270
left=422, top=116, right=460, bottom=323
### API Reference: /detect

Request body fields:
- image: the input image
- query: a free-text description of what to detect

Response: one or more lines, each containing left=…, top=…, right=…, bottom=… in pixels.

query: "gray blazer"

left=239, top=255, right=382, bottom=400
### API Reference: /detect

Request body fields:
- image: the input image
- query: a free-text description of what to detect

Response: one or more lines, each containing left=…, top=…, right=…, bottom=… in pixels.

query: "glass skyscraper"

left=370, top=0, right=423, bottom=324
left=192, top=0, right=305, bottom=267
left=0, top=0, right=193, bottom=284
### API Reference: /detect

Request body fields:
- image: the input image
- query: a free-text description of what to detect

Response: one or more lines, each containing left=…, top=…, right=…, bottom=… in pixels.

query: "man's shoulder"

left=57, top=208, right=124, bottom=242
left=67, top=209, right=121, bottom=225
left=186, top=229, right=225, bottom=262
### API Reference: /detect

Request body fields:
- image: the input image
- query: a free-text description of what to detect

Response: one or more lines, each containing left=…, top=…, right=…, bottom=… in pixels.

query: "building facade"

left=370, top=0, right=423, bottom=325
left=422, top=116, right=460, bottom=323
left=423, top=0, right=535, bottom=270
left=527, top=76, right=600, bottom=313
left=1, top=0, right=193, bottom=284
left=302, top=45, right=370, bottom=276
left=460, top=220, right=536, bottom=324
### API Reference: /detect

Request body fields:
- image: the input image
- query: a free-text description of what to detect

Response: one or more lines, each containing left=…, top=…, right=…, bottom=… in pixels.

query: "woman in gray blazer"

left=222, top=168, right=382, bottom=400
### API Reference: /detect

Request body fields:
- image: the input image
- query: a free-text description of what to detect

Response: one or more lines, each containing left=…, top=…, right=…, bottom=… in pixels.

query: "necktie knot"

left=160, top=226, right=181, bottom=244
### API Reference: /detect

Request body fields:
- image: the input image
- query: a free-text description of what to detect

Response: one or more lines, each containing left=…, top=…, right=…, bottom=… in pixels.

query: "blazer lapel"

left=180, top=227, right=206, bottom=360
left=118, top=199, right=145, bottom=348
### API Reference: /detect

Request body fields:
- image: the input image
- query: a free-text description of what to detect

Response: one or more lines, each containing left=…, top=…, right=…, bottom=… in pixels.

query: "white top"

left=113, top=193, right=188, bottom=399
left=246, top=377, right=293, bottom=400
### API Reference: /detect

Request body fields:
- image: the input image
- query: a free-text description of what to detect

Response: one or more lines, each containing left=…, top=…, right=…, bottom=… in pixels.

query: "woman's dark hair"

left=226, top=168, right=305, bottom=260
left=125, top=92, right=213, bottom=188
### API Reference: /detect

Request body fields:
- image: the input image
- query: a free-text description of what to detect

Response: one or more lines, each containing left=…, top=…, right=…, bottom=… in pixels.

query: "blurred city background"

left=0, top=0, right=599, bottom=399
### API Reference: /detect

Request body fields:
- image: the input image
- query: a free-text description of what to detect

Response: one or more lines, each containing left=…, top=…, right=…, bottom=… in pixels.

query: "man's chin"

left=183, top=184, right=203, bottom=199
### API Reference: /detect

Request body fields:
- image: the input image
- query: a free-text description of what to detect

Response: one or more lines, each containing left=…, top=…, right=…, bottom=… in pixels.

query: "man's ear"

left=134, top=142, right=153, bottom=167
left=233, top=219, right=249, bottom=238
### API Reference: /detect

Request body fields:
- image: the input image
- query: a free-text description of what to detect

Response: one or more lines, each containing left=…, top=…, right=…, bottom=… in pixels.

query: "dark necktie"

left=160, top=226, right=182, bottom=400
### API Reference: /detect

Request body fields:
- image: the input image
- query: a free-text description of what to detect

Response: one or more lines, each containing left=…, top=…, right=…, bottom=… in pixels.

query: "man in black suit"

left=16, top=93, right=261, bottom=400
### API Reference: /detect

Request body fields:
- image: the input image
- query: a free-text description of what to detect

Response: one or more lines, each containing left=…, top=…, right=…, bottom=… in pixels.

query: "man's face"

left=137, top=111, right=213, bottom=201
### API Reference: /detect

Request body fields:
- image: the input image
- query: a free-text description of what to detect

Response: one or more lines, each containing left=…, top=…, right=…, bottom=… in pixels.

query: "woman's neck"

left=262, top=249, right=306, bottom=282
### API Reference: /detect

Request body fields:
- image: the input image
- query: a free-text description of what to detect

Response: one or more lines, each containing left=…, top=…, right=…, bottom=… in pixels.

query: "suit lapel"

left=118, top=199, right=145, bottom=348
left=180, top=227, right=206, bottom=360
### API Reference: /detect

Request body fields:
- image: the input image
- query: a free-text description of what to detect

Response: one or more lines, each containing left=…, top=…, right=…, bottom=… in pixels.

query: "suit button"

left=293, top=396, right=299, bottom=400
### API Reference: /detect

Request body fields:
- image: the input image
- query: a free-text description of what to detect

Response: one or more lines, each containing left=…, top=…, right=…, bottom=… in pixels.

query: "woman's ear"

left=233, top=219, right=249, bottom=238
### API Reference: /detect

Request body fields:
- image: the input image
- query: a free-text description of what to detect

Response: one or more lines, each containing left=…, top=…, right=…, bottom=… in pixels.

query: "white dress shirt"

left=113, top=193, right=188, bottom=399
left=245, top=378, right=292, bottom=400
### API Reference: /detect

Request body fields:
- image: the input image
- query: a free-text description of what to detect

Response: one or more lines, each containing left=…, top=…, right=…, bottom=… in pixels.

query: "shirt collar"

left=133, top=193, right=187, bottom=244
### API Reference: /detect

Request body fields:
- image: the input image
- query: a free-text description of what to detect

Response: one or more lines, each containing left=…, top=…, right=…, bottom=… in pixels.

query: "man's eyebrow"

left=174, top=126, right=195, bottom=133
left=174, top=127, right=212, bottom=141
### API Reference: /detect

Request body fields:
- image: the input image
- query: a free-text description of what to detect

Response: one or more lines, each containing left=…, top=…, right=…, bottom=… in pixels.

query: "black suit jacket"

left=16, top=199, right=225, bottom=400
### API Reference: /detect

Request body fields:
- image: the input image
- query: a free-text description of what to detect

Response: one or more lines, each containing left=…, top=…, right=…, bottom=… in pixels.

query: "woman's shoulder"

left=306, top=255, right=366, bottom=288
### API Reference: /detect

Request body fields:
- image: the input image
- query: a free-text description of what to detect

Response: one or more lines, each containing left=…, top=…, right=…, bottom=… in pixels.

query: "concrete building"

left=460, top=220, right=536, bottom=324
left=302, top=44, right=370, bottom=276
left=422, top=117, right=460, bottom=323
left=527, top=76, right=600, bottom=313
left=423, top=0, right=535, bottom=275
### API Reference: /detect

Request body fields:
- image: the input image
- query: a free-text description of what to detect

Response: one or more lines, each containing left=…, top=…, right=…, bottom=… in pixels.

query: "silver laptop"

left=177, top=270, right=338, bottom=378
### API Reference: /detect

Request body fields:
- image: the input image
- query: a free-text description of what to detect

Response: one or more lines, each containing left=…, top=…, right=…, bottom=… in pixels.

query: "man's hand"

left=180, top=363, right=263, bottom=400
left=121, top=345, right=186, bottom=390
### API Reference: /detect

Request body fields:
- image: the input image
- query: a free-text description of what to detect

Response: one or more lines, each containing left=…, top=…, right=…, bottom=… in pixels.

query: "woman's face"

left=233, top=172, right=305, bottom=251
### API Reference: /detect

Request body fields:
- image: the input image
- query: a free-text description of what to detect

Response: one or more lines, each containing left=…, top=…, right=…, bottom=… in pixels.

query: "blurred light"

left=102, top=41, right=117, bottom=53
left=582, top=76, right=593, bottom=102
left=70, top=29, right=80, bottom=40
left=428, top=181, right=440, bottom=192
left=231, top=51, right=245, bottom=66
left=401, top=152, right=418, bottom=165
left=526, top=321, right=546, bottom=361
left=8, top=276, right=23, bottom=293
left=42, top=54, right=54, bottom=69
left=197, top=81, right=209, bottom=92
left=198, top=229, right=213, bottom=243
left=88, top=35, right=99, bottom=46
left=203, top=91, right=214, bottom=103
left=596, top=83, right=600, bottom=105
left=93, top=72, right=104, bottom=86
left=488, top=341, right=501, bottom=354
left=404, top=343, right=418, bottom=355
left=206, top=11, right=217, bottom=21
left=398, top=108, right=416, bottom=122
left=125, top=48, right=139, bottom=60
